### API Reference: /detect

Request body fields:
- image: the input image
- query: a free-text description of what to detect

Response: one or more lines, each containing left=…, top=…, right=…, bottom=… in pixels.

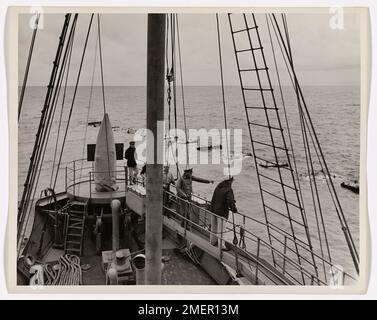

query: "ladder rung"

left=261, top=188, right=301, bottom=210
left=69, top=209, right=85, bottom=214
left=249, top=122, right=283, bottom=131
left=69, top=224, right=83, bottom=229
left=236, top=48, right=251, bottom=53
left=252, top=140, right=288, bottom=151
left=246, top=106, right=277, bottom=110
left=66, top=240, right=81, bottom=245
left=240, top=67, right=268, bottom=72
left=264, top=204, right=305, bottom=228
left=67, top=233, right=81, bottom=237
left=66, top=248, right=81, bottom=253
left=68, top=226, right=83, bottom=230
left=69, top=217, right=83, bottom=221
left=243, top=87, right=273, bottom=92
left=251, top=46, right=263, bottom=51
left=232, top=25, right=258, bottom=34
left=258, top=172, right=297, bottom=191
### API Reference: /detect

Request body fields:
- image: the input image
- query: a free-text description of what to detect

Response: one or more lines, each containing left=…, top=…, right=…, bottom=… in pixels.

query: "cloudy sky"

left=18, top=12, right=361, bottom=87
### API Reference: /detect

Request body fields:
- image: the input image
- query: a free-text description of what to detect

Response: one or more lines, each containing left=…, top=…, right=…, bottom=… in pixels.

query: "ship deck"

left=41, top=228, right=215, bottom=285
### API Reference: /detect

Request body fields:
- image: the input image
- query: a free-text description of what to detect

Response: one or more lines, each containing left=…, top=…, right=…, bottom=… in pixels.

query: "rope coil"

left=42, top=254, right=82, bottom=286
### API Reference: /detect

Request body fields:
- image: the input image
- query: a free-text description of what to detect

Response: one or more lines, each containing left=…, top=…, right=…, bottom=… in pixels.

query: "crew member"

left=176, top=168, right=214, bottom=229
left=124, top=141, right=138, bottom=184
left=210, top=176, right=237, bottom=248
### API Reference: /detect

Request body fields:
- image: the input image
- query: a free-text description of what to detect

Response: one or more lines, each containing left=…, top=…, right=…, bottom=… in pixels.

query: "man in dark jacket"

left=210, top=176, right=237, bottom=246
left=124, top=141, right=137, bottom=184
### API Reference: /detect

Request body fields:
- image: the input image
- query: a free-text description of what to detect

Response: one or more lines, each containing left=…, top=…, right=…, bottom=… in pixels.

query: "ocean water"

left=18, top=85, right=360, bottom=282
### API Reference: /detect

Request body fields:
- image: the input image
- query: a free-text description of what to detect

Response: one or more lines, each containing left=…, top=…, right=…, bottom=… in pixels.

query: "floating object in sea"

left=196, top=144, right=223, bottom=151
left=88, top=120, right=102, bottom=127
left=341, top=181, right=359, bottom=194
left=259, top=160, right=288, bottom=168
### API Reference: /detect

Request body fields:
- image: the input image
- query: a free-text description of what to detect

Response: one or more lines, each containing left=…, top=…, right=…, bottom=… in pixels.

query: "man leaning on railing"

left=176, top=168, right=214, bottom=229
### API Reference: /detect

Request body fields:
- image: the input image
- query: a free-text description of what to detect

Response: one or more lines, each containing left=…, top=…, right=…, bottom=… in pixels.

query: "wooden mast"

left=145, top=14, right=166, bottom=285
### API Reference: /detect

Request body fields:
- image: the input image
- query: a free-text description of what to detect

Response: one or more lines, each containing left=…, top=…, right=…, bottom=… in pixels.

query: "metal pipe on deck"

left=133, top=254, right=146, bottom=285
left=145, top=14, right=166, bottom=285
left=111, top=199, right=121, bottom=252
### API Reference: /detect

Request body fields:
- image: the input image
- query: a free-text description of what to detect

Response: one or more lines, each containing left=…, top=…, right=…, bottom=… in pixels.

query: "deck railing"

left=64, top=159, right=356, bottom=285
left=163, top=184, right=356, bottom=286
left=65, top=159, right=128, bottom=199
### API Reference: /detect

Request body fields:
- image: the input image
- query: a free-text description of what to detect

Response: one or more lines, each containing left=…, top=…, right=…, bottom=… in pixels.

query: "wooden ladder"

left=64, top=201, right=87, bottom=256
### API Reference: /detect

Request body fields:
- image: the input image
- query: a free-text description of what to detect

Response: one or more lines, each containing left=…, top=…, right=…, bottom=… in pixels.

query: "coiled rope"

left=43, top=254, right=82, bottom=286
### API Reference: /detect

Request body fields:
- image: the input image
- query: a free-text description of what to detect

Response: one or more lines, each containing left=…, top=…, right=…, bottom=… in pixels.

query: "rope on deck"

left=43, top=254, right=82, bottom=285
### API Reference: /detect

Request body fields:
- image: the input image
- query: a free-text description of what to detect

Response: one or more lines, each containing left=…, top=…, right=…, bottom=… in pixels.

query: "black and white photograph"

left=13, top=8, right=367, bottom=290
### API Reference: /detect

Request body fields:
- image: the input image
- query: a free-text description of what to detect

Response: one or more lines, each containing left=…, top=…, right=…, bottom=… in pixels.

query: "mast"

left=145, top=14, right=166, bottom=285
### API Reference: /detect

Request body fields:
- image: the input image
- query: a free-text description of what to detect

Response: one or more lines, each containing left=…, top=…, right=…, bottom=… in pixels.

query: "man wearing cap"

left=176, top=168, right=214, bottom=228
left=210, top=176, right=237, bottom=248
left=124, top=141, right=138, bottom=184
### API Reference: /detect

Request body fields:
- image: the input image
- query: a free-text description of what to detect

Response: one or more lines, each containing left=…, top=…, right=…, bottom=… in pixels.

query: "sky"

left=18, top=12, right=361, bottom=87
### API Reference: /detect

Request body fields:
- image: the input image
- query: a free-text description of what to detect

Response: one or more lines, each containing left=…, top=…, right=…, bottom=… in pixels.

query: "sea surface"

left=18, top=85, right=360, bottom=283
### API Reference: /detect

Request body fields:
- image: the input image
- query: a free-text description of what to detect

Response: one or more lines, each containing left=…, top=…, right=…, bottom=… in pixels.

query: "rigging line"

left=175, top=13, right=189, bottom=168
left=265, top=16, right=324, bottom=278
left=97, top=14, right=107, bottom=114
left=53, top=14, right=95, bottom=190
left=247, top=13, right=306, bottom=283
left=271, top=13, right=359, bottom=270
left=50, top=24, right=76, bottom=188
left=216, top=14, right=231, bottom=179
left=279, top=15, right=323, bottom=281
left=301, top=112, right=334, bottom=264
left=268, top=14, right=321, bottom=279
left=18, top=15, right=77, bottom=249
left=97, top=13, right=113, bottom=190
left=281, top=14, right=331, bottom=277
left=165, top=14, right=172, bottom=166
left=267, top=16, right=322, bottom=276
left=277, top=13, right=347, bottom=261
left=78, top=18, right=99, bottom=191
left=175, top=14, right=189, bottom=168
left=18, top=13, right=40, bottom=121
left=171, top=14, right=180, bottom=179
left=18, top=14, right=73, bottom=235
left=265, top=14, right=306, bottom=217
left=44, top=31, right=74, bottom=187
left=297, top=96, right=326, bottom=281
left=227, top=13, right=277, bottom=269
left=166, top=16, right=171, bottom=133
left=18, top=13, right=72, bottom=226
left=268, top=13, right=339, bottom=265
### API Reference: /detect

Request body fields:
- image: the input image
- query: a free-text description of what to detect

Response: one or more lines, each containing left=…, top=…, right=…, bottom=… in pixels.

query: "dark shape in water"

left=88, top=121, right=102, bottom=127
left=341, top=181, right=359, bottom=194
left=259, top=161, right=288, bottom=168
left=197, top=144, right=223, bottom=151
